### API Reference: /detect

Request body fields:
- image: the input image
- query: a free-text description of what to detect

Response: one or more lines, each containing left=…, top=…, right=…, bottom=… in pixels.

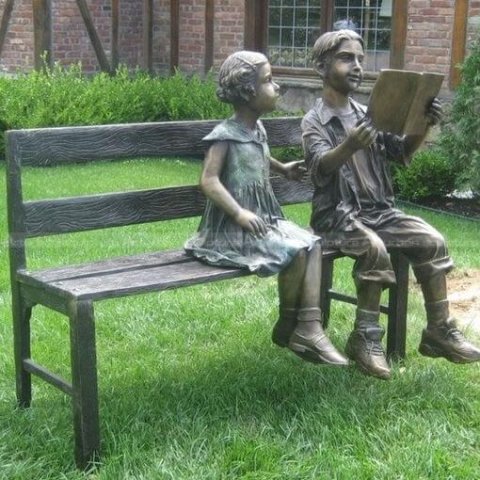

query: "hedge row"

left=0, top=57, right=476, bottom=200
left=0, top=63, right=232, bottom=156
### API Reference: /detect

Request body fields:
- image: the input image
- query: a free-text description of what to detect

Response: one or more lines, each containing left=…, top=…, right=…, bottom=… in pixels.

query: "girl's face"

left=248, top=62, right=279, bottom=114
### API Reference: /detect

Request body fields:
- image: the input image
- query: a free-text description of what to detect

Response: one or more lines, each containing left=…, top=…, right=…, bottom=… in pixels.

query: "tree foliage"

left=438, top=31, right=480, bottom=193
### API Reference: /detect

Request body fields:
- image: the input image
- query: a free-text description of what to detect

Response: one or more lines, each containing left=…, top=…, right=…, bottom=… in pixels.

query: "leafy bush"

left=393, top=149, right=456, bottom=201
left=438, top=31, right=480, bottom=193
left=0, top=63, right=232, bottom=157
left=270, top=145, right=304, bottom=162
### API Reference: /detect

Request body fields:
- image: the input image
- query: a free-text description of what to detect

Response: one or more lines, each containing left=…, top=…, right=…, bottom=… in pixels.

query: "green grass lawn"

left=0, top=159, right=479, bottom=479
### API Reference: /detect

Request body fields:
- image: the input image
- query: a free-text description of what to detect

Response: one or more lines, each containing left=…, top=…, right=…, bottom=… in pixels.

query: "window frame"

left=244, top=0, right=408, bottom=74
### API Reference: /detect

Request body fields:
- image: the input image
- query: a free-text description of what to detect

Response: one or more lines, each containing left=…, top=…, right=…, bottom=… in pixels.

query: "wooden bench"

left=6, top=117, right=409, bottom=468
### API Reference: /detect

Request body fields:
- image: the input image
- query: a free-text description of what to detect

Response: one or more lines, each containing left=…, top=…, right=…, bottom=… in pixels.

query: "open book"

left=367, top=69, right=444, bottom=136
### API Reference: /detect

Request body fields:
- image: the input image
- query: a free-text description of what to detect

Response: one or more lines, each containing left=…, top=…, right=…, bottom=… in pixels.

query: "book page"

left=403, top=73, right=444, bottom=135
left=367, top=69, right=444, bottom=136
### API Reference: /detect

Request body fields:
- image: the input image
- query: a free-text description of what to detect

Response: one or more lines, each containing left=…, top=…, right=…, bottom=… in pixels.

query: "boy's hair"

left=217, top=51, right=268, bottom=105
left=311, top=29, right=363, bottom=72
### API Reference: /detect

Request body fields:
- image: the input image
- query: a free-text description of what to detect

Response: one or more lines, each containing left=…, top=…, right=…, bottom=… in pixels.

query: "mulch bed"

left=402, top=196, right=480, bottom=220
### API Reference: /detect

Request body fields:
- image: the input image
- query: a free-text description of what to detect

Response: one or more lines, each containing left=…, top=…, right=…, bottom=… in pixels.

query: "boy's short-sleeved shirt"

left=302, top=97, right=408, bottom=233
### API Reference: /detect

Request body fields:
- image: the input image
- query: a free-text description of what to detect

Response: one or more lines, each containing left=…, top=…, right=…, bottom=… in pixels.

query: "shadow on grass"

left=2, top=333, right=479, bottom=476
left=96, top=342, right=479, bottom=461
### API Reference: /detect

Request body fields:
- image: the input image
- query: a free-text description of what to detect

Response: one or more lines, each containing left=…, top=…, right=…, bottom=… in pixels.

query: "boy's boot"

left=288, top=307, right=349, bottom=365
left=419, top=299, right=480, bottom=363
left=345, top=309, right=391, bottom=380
left=272, top=308, right=297, bottom=348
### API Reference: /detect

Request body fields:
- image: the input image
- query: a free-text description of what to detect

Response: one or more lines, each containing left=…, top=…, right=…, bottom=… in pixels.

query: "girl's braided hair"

left=217, top=51, right=269, bottom=105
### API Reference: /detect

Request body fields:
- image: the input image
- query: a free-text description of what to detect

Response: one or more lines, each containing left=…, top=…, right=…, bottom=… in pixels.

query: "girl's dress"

left=185, top=118, right=319, bottom=277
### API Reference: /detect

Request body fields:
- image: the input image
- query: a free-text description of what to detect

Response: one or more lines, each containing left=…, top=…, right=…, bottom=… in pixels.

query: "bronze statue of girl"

left=185, top=51, right=347, bottom=366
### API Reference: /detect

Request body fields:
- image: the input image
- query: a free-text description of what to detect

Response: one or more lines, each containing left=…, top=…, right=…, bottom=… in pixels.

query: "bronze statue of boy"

left=302, top=29, right=480, bottom=379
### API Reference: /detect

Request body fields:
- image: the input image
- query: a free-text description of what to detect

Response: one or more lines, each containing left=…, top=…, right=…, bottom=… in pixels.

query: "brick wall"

left=52, top=0, right=111, bottom=72
left=53, top=0, right=145, bottom=71
left=0, top=0, right=477, bottom=88
left=213, top=0, right=244, bottom=70
left=178, top=0, right=206, bottom=73
left=170, top=0, right=244, bottom=74
left=404, top=0, right=479, bottom=89
left=116, top=0, right=144, bottom=68
left=0, top=0, right=33, bottom=72
left=0, top=0, right=146, bottom=73
left=404, top=0, right=455, bottom=75
left=152, top=1, right=171, bottom=72
left=467, top=1, right=480, bottom=48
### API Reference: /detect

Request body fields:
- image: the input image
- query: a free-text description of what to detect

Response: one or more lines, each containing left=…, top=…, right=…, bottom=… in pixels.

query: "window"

left=253, top=0, right=398, bottom=72
left=268, top=1, right=323, bottom=68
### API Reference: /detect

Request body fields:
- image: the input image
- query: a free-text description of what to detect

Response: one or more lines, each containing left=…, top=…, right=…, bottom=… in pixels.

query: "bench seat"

left=17, top=250, right=252, bottom=302
left=15, top=247, right=342, bottom=303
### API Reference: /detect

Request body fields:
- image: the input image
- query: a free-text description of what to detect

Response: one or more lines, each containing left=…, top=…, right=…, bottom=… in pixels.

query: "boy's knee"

left=416, top=222, right=447, bottom=251
left=431, top=230, right=447, bottom=251
left=417, top=229, right=448, bottom=259
left=364, top=232, right=389, bottom=262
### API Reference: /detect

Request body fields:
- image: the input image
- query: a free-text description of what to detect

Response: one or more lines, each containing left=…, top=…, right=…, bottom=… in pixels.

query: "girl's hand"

left=426, top=98, right=442, bottom=126
left=234, top=209, right=268, bottom=237
left=283, top=161, right=307, bottom=181
left=345, top=118, right=377, bottom=152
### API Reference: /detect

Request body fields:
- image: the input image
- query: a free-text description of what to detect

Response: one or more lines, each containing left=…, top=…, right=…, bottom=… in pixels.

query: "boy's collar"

left=314, top=97, right=366, bottom=125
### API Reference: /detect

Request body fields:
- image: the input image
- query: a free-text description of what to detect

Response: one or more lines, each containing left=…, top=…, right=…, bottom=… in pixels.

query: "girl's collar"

left=227, top=117, right=266, bottom=143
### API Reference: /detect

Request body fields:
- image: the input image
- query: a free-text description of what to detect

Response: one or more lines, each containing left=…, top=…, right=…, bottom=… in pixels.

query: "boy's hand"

left=283, top=161, right=307, bottom=181
left=426, top=98, right=442, bottom=126
left=346, top=118, right=377, bottom=152
left=234, top=208, right=267, bottom=237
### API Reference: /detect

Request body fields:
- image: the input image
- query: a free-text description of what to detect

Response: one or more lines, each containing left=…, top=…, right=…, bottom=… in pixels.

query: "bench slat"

left=23, top=176, right=313, bottom=238
left=24, top=186, right=205, bottom=237
left=10, top=117, right=302, bottom=166
left=20, top=256, right=252, bottom=301
left=21, top=250, right=190, bottom=283
left=273, top=175, right=314, bottom=205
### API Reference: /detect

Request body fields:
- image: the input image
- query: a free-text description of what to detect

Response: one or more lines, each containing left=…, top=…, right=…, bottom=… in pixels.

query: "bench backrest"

left=6, top=117, right=313, bottom=271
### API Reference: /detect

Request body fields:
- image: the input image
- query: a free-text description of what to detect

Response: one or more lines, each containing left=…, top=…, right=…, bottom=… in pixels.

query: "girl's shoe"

left=288, top=330, right=349, bottom=366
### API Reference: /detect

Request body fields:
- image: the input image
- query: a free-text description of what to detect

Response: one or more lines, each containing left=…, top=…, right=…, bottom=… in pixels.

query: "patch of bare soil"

left=447, top=269, right=480, bottom=334
left=412, top=269, right=480, bottom=334
left=407, top=196, right=480, bottom=334
left=415, top=197, right=480, bottom=219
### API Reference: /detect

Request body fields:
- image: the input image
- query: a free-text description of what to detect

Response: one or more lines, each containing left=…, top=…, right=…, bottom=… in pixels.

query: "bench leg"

left=68, top=299, right=100, bottom=470
left=12, top=289, right=33, bottom=407
left=321, top=256, right=334, bottom=329
left=386, top=252, right=409, bottom=360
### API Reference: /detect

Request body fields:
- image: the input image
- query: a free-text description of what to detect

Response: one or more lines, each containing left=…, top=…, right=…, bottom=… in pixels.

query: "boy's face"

left=321, top=39, right=364, bottom=94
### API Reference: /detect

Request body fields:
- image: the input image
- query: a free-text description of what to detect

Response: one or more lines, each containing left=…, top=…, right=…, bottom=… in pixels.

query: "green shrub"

left=438, top=31, right=480, bottom=193
left=0, top=63, right=232, bottom=157
left=270, top=145, right=304, bottom=162
left=392, top=149, right=456, bottom=201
